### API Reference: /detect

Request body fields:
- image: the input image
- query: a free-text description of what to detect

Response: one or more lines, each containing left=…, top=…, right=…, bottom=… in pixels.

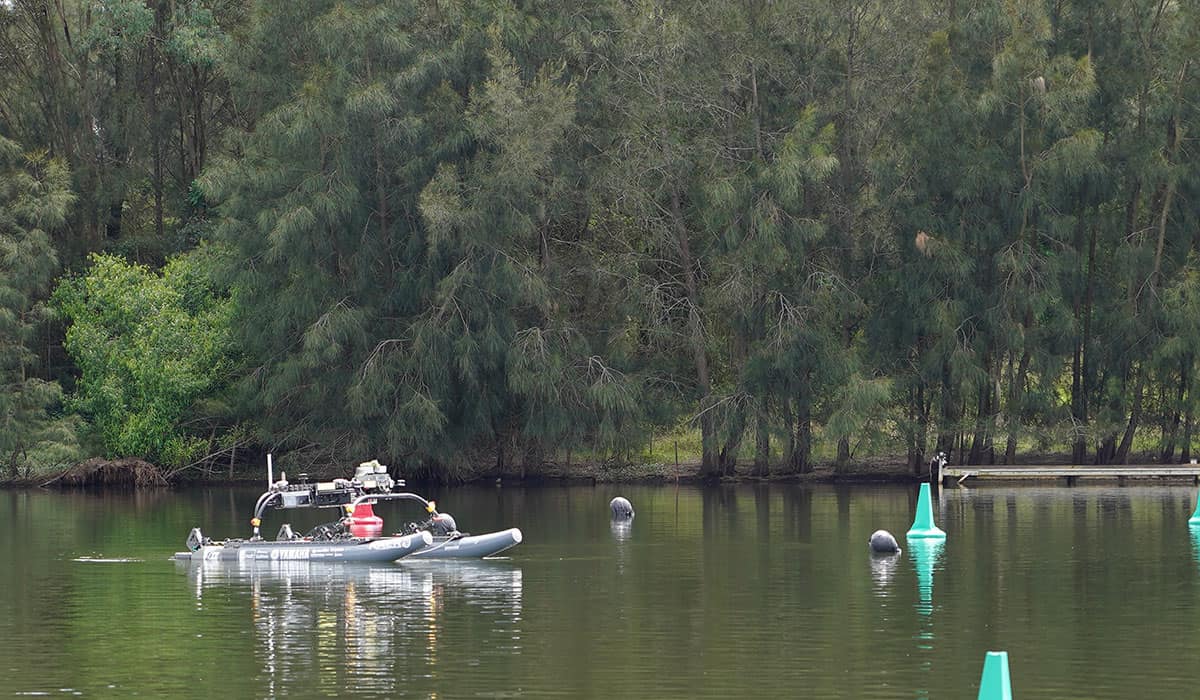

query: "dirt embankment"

left=37, top=457, right=168, bottom=488
left=18, top=450, right=1142, bottom=489
left=496, top=454, right=925, bottom=484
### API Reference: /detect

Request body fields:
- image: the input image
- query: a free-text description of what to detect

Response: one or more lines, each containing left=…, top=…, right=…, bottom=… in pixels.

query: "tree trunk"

left=105, top=200, right=123, bottom=240
left=782, top=396, right=795, bottom=464
left=151, top=0, right=164, bottom=241
left=494, top=435, right=507, bottom=475
left=908, top=383, right=929, bottom=474
left=718, top=403, right=745, bottom=477
left=1073, top=220, right=1098, bottom=463
left=1182, top=404, right=1194, bottom=464
left=1071, top=336, right=1086, bottom=462
left=669, top=186, right=716, bottom=476
left=791, top=393, right=813, bottom=474
left=1151, top=75, right=1186, bottom=283
left=968, top=381, right=990, bottom=465
left=1164, top=358, right=1190, bottom=462
left=1162, top=409, right=1180, bottom=464
left=835, top=437, right=851, bottom=474
left=1115, top=374, right=1145, bottom=464
left=1003, top=348, right=1031, bottom=465
left=753, top=396, right=770, bottom=477
left=935, top=361, right=957, bottom=461
left=193, top=64, right=206, bottom=173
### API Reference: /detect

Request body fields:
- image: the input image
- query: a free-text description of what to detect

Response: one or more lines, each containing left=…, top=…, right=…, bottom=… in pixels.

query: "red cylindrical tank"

left=349, top=503, right=384, bottom=537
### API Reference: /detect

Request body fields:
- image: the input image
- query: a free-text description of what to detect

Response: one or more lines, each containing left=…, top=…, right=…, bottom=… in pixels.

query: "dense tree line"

left=0, top=0, right=1197, bottom=479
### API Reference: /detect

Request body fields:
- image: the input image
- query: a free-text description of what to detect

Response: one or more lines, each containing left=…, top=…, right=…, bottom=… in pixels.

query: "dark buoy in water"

left=869, top=529, right=901, bottom=553
left=610, top=496, right=634, bottom=519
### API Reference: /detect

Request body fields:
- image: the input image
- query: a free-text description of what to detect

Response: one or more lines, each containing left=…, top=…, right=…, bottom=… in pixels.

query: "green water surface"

left=1, top=483, right=1197, bottom=698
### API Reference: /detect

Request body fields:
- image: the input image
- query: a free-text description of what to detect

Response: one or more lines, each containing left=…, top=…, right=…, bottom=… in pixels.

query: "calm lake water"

left=2, top=482, right=1199, bottom=698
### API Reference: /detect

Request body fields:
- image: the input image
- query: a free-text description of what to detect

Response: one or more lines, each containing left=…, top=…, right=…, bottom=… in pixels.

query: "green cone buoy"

left=906, top=482, right=946, bottom=539
left=977, top=651, right=1013, bottom=700
left=1189, top=488, right=1200, bottom=526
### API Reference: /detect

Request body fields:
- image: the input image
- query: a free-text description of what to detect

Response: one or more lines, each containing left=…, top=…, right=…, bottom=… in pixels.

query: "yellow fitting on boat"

left=250, top=518, right=261, bottom=527
left=345, top=504, right=354, bottom=514
left=426, top=501, right=436, bottom=513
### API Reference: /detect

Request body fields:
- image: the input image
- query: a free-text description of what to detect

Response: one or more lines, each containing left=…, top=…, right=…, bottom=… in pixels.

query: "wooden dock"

left=938, top=463, right=1200, bottom=485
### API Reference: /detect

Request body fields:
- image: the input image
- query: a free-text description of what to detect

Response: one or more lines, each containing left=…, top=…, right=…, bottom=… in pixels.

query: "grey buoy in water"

left=869, top=529, right=901, bottom=553
left=610, top=496, right=634, bottom=519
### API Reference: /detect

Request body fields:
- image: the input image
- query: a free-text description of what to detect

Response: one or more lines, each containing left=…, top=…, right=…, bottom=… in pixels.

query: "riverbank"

left=1, top=454, right=929, bottom=488
left=7, top=450, right=1183, bottom=489
left=521, top=456, right=924, bottom=484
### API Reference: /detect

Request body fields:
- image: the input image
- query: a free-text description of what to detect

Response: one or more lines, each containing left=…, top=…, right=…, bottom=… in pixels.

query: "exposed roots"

left=44, top=458, right=168, bottom=488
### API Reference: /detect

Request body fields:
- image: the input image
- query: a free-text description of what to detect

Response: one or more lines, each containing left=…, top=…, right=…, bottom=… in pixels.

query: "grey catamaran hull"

left=407, top=528, right=522, bottom=559
left=173, top=531, right=432, bottom=563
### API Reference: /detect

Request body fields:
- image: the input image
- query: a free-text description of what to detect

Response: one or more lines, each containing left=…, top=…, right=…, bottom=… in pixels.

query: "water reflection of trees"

left=183, top=561, right=523, bottom=696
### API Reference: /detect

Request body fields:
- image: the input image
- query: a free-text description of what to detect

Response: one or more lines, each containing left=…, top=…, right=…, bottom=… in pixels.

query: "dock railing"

left=938, top=463, right=1200, bottom=485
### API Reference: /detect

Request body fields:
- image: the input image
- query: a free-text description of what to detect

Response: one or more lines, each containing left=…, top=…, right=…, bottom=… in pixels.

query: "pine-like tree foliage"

left=205, top=1, right=637, bottom=477
left=0, top=0, right=238, bottom=261
left=869, top=2, right=1112, bottom=467
left=9, top=0, right=1195, bottom=474
left=0, top=137, right=79, bottom=476
left=589, top=1, right=831, bottom=475
left=702, top=103, right=843, bottom=474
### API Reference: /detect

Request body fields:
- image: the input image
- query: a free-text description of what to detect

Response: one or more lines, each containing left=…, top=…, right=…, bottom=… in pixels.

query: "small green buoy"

left=977, top=651, right=1013, bottom=700
left=906, top=482, right=946, bottom=539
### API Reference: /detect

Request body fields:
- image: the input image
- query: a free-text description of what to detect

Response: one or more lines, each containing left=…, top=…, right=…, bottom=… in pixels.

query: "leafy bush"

left=54, top=246, right=234, bottom=467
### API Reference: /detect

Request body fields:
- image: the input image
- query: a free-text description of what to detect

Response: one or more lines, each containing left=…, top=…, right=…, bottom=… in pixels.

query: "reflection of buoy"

left=610, top=496, right=634, bottom=519
left=910, top=538, right=945, bottom=619
left=907, top=483, right=946, bottom=539
left=869, top=530, right=901, bottom=553
left=869, top=550, right=899, bottom=594
left=976, top=651, right=1013, bottom=700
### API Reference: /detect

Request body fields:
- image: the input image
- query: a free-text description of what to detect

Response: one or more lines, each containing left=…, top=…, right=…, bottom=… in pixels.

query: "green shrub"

left=54, top=246, right=234, bottom=467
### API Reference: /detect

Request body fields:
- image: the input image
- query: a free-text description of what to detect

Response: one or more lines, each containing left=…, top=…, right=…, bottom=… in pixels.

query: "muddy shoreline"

left=11, top=450, right=1178, bottom=489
